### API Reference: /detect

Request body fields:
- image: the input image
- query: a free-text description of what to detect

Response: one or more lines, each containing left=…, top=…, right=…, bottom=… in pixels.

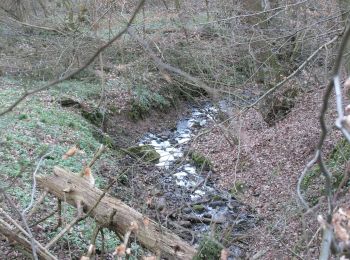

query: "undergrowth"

left=301, top=138, right=350, bottom=205
left=0, top=77, right=120, bottom=257
left=128, top=86, right=170, bottom=120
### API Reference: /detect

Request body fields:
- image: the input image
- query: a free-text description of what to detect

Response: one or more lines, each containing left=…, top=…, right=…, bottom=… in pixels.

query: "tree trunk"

left=36, top=167, right=196, bottom=260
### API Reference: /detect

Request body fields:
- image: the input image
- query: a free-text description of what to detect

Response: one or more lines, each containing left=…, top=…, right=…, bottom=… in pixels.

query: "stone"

left=125, top=145, right=160, bottom=163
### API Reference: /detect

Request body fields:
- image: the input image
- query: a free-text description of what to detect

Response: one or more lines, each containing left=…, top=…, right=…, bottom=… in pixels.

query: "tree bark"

left=0, top=221, right=57, bottom=260
left=36, top=167, right=196, bottom=260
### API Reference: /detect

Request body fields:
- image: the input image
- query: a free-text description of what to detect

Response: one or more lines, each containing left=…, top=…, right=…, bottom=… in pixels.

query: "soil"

left=105, top=101, right=192, bottom=148
left=192, top=85, right=343, bottom=259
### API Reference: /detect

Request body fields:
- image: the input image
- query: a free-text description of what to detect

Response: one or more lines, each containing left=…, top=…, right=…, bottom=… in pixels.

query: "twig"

left=127, top=28, right=215, bottom=96
left=30, top=208, right=58, bottom=228
left=0, top=0, right=146, bottom=117
left=2, top=16, right=65, bottom=35
left=0, top=209, right=56, bottom=259
left=113, top=222, right=139, bottom=259
left=198, top=0, right=309, bottom=26
left=306, top=227, right=321, bottom=249
left=45, top=173, right=119, bottom=249
left=1, top=191, right=39, bottom=260
left=101, top=228, right=105, bottom=256
left=26, top=189, right=49, bottom=220
left=45, top=215, right=80, bottom=249
left=57, top=198, right=62, bottom=229
left=87, top=224, right=102, bottom=257
left=97, top=52, right=106, bottom=108
left=45, top=200, right=84, bottom=249
left=190, top=171, right=211, bottom=193
left=79, top=144, right=105, bottom=177
left=247, top=35, right=339, bottom=110
left=334, top=162, right=350, bottom=201
left=0, top=217, right=57, bottom=260
left=319, top=225, right=333, bottom=260
left=164, top=199, right=211, bottom=227
left=23, top=150, right=54, bottom=215
left=168, top=220, right=196, bottom=243
left=297, top=151, right=319, bottom=209
left=297, top=24, right=350, bottom=259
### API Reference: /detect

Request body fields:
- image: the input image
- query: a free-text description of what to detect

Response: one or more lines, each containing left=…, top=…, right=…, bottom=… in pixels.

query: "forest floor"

left=1, top=73, right=347, bottom=259
left=192, top=84, right=345, bottom=259
left=1, top=1, right=348, bottom=258
left=0, top=76, right=198, bottom=259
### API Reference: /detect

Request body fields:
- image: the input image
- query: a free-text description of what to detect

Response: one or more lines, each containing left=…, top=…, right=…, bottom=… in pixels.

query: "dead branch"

left=190, top=171, right=212, bottom=193
left=45, top=200, right=84, bottom=249
left=247, top=35, right=340, bottom=110
left=2, top=16, right=65, bottom=35
left=0, top=209, right=56, bottom=259
left=182, top=214, right=225, bottom=224
left=24, top=149, right=54, bottom=216
left=0, top=218, right=57, bottom=260
left=297, top=24, right=350, bottom=259
left=1, top=191, right=39, bottom=259
left=84, top=224, right=102, bottom=258
left=0, top=0, right=146, bottom=117
left=26, top=189, right=49, bottom=220
left=127, top=28, right=215, bottom=97
left=30, top=208, right=58, bottom=228
left=36, top=166, right=197, bottom=259
left=79, top=144, right=105, bottom=177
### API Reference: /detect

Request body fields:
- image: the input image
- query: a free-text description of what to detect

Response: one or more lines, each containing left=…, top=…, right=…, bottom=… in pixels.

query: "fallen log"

left=36, top=167, right=197, bottom=259
left=0, top=220, right=57, bottom=260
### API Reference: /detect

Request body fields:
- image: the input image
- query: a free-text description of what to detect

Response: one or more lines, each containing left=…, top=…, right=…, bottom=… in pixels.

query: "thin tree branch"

left=1, top=191, right=39, bottom=260
left=0, top=216, right=57, bottom=259
left=45, top=173, right=119, bottom=249
left=23, top=149, right=54, bottom=215
left=0, top=0, right=146, bottom=117
left=79, top=144, right=105, bottom=177
left=297, top=24, right=350, bottom=259
left=247, top=35, right=339, bottom=109
left=127, top=28, right=215, bottom=96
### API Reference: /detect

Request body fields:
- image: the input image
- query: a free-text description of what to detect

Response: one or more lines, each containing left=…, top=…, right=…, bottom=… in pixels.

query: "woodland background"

left=1, top=0, right=350, bottom=259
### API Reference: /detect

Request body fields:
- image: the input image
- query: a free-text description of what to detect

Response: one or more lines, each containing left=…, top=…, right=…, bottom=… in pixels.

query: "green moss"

left=190, top=151, right=212, bottom=171
left=128, top=86, right=170, bottom=121
left=81, top=108, right=104, bottom=126
left=212, top=195, right=223, bottom=201
left=301, top=167, right=320, bottom=190
left=192, top=204, right=205, bottom=212
left=119, top=173, right=129, bottom=185
left=125, top=145, right=160, bottom=163
left=18, top=114, right=28, bottom=120
left=300, top=138, right=350, bottom=206
left=302, top=138, right=350, bottom=190
left=230, top=181, right=246, bottom=196
left=109, top=105, right=119, bottom=114
left=193, top=237, right=223, bottom=260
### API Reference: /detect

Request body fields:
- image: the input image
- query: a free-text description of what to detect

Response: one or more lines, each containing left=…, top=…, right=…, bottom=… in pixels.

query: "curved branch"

left=0, top=0, right=146, bottom=117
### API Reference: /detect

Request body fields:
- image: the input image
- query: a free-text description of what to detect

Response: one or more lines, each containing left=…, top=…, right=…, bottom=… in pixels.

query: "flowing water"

left=137, top=103, right=255, bottom=258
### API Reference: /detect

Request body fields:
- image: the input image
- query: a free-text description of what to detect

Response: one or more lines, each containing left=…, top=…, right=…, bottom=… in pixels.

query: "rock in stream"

left=136, top=103, right=256, bottom=259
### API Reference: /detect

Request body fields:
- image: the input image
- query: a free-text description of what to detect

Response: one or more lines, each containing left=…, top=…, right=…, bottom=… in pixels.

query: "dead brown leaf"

left=62, top=145, right=78, bottom=159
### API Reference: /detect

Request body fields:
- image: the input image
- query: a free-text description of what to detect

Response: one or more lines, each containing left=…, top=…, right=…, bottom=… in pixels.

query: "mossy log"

left=36, top=167, right=196, bottom=259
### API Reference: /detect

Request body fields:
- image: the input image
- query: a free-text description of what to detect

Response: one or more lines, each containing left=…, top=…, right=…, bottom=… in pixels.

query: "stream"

left=137, top=103, right=255, bottom=258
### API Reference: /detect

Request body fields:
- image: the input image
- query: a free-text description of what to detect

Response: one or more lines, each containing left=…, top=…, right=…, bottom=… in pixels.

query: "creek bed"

left=136, top=103, right=256, bottom=258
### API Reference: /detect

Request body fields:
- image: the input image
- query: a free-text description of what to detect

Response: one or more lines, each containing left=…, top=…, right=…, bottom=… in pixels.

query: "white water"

left=139, top=105, right=218, bottom=200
